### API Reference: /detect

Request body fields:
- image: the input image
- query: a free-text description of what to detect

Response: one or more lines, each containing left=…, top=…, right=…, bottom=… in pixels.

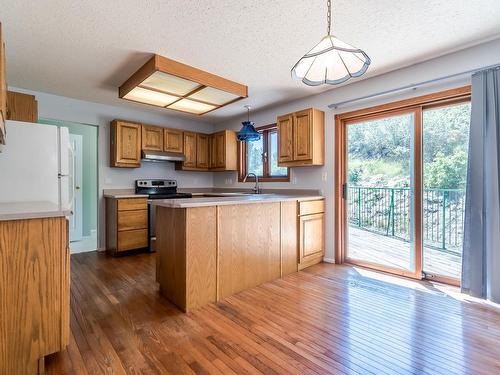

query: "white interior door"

left=69, top=134, right=83, bottom=242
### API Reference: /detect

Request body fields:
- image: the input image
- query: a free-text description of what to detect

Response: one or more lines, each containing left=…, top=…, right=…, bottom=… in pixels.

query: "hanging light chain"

left=327, top=0, right=332, bottom=35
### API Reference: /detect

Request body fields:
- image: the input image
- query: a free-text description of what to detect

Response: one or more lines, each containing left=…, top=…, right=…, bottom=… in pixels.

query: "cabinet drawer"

left=117, top=198, right=148, bottom=211
left=118, top=229, right=148, bottom=251
left=118, top=210, right=148, bottom=231
left=299, top=199, right=324, bottom=216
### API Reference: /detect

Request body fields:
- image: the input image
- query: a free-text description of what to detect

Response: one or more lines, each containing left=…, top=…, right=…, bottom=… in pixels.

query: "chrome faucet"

left=243, top=173, right=261, bottom=194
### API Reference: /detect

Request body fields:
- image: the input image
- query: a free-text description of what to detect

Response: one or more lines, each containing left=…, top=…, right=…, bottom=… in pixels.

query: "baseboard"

left=322, top=257, right=335, bottom=264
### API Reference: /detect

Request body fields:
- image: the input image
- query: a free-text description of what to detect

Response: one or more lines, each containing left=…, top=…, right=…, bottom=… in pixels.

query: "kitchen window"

left=239, top=124, right=289, bottom=182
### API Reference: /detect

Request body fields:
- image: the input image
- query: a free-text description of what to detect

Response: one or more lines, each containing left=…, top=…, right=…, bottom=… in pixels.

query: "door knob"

left=75, top=186, right=81, bottom=190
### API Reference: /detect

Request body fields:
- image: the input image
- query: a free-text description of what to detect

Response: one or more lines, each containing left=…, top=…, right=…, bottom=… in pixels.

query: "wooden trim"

left=334, top=115, right=347, bottom=263
left=154, top=54, right=248, bottom=98
left=334, top=86, right=472, bottom=285
left=238, top=124, right=291, bottom=182
left=413, top=108, right=423, bottom=278
left=336, top=86, right=471, bottom=121
left=119, top=54, right=248, bottom=100
left=424, top=273, right=460, bottom=287
left=344, top=259, right=423, bottom=280
left=119, top=56, right=157, bottom=98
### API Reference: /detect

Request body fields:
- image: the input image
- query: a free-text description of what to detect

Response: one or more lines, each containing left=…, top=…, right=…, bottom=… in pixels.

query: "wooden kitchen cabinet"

left=6, top=91, right=38, bottom=123
left=298, top=199, right=325, bottom=270
left=209, top=130, right=237, bottom=171
left=0, top=23, right=6, bottom=145
left=141, top=124, right=163, bottom=151
left=0, top=217, right=69, bottom=374
left=106, top=197, right=149, bottom=255
left=277, top=108, right=324, bottom=167
left=110, top=120, right=142, bottom=168
left=277, top=114, right=293, bottom=163
left=180, top=131, right=197, bottom=168
left=163, top=128, right=183, bottom=153
left=196, top=133, right=209, bottom=169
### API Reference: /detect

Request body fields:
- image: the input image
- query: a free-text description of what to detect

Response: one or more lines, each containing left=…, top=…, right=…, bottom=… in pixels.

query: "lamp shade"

left=291, top=35, right=371, bottom=86
left=237, top=121, right=261, bottom=142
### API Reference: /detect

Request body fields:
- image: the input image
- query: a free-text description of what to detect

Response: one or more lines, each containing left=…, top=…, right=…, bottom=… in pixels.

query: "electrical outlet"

left=322, top=172, right=328, bottom=182
left=105, top=177, right=112, bottom=185
left=292, top=177, right=297, bottom=185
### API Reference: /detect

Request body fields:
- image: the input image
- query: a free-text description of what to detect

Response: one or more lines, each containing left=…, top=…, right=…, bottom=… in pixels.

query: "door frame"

left=334, top=86, right=471, bottom=283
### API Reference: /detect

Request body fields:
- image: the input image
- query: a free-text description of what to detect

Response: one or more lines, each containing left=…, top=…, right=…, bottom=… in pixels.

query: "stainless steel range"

left=135, top=179, right=192, bottom=243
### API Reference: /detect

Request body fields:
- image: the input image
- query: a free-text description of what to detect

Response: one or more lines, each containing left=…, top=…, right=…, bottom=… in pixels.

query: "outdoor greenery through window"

left=345, top=100, right=471, bottom=280
left=240, top=124, right=288, bottom=181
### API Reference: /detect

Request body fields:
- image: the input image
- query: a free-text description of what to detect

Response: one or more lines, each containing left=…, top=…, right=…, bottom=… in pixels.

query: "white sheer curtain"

left=462, top=67, right=500, bottom=302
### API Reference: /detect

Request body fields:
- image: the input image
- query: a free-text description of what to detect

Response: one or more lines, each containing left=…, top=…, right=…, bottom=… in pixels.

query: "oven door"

left=148, top=200, right=156, bottom=240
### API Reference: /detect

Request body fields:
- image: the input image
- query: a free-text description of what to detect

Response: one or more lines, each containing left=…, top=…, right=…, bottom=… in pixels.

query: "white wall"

left=11, top=87, right=215, bottom=250
left=214, top=37, right=500, bottom=262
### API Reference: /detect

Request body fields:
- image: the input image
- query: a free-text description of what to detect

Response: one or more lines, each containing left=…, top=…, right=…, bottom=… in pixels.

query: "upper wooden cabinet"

left=210, top=130, right=237, bottom=171
left=277, top=108, right=324, bottom=167
left=141, top=124, right=163, bottom=151
left=110, top=120, right=142, bottom=168
left=163, top=128, right=183, bottom=153
left=110, top=118, right=237, bottom=171
left=277, top=114, right=293, bottom=163
left=6, top=91, right=38, bottom=123
left=177, top=130, right=237, bottom=171
left=196, top=133, right=209, bottom=169
left=181, top=131, right=198, bottom=169
left=0, top=23, right=6, bottom=145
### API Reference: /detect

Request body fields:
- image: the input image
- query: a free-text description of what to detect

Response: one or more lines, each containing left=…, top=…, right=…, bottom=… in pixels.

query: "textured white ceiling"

left=1, top=0, right=500, bottom=123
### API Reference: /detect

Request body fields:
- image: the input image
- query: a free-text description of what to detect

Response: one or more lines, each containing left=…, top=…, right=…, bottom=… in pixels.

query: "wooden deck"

left=348, top=226, right=462, bottom=279
left=42, top=251, right=500, bottom=374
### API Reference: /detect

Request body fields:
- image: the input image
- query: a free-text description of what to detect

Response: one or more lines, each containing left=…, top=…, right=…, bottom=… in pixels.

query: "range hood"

left=141, top=150, right=186, bottom=162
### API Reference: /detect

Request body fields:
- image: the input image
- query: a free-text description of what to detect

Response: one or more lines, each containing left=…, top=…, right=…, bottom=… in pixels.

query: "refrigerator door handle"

left=63, top=143, right=76, bottom=212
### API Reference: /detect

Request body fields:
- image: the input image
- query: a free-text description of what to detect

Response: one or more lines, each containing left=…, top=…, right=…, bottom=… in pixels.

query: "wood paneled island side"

left=153, top=195, right=324, bottom=312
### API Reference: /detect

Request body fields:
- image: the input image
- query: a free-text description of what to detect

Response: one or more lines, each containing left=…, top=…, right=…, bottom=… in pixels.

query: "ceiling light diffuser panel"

left=119, top=54, right=248, bottom=115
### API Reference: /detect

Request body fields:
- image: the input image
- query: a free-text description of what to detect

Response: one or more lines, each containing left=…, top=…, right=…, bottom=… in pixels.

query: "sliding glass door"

left=422, top=102, right=471, bottom=282
left=335, top=87, right=471, bottom=284
left=345, top=110, right=420, bottom=277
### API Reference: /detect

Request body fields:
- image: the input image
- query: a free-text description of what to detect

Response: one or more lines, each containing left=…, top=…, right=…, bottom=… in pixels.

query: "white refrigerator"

left=0, top=120, right=73, bottom=212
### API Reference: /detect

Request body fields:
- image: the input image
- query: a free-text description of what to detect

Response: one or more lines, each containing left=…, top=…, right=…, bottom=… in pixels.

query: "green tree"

left=425, top=149, right=468, bottom=189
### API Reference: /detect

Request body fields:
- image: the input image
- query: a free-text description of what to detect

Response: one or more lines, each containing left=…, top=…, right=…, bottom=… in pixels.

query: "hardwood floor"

left=45, top=251, right=500, bottom=375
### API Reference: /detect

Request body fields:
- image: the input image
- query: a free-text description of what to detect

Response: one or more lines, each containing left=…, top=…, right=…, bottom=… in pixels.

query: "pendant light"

left=291, top=0, right=370, bottom=86
left=237, top=105, right=261, bottom=142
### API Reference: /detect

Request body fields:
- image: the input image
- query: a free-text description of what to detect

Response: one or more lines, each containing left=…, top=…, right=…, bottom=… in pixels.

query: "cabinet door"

left=183, top=132, right=197, bottom=168
left=111, top=121, right=141, bottom=167
left=209, top=134, right=217, bottom=168
left=0, top=23, right=6, bottom=145
left=293, top=109, right=313, bottom=161
left=164, top=128, right=183, bottom=153
left=196, top=133, right=209, bottom=169
left=277, top=114, right=293, bottom=163
left=299, top=213, right=325, bottom=262
left=215, top=132, right=226, bottom=168
left=141, top=125, right=163, bottom=151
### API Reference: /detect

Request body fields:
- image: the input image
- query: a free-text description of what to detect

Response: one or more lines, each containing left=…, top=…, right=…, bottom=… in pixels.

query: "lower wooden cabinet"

left=0, top=216, right=69, bottom=374
left=298, top=199, right=325, bottom=270
left=106, top=197, right=148, bottom=255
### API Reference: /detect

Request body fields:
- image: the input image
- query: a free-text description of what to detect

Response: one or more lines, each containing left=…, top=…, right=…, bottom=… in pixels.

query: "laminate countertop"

left=0, top=201, right=71, bottom=221
left=150, top=194, right=324, bottom=208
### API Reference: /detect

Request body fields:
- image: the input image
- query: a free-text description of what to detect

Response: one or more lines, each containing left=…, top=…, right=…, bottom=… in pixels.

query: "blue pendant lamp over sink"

left=237, top=105, right=261, bottom=142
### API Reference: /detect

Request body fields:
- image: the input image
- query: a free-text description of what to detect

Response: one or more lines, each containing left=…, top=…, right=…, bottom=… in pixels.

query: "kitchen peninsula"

left=152, top=193, right=325, bottom=312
